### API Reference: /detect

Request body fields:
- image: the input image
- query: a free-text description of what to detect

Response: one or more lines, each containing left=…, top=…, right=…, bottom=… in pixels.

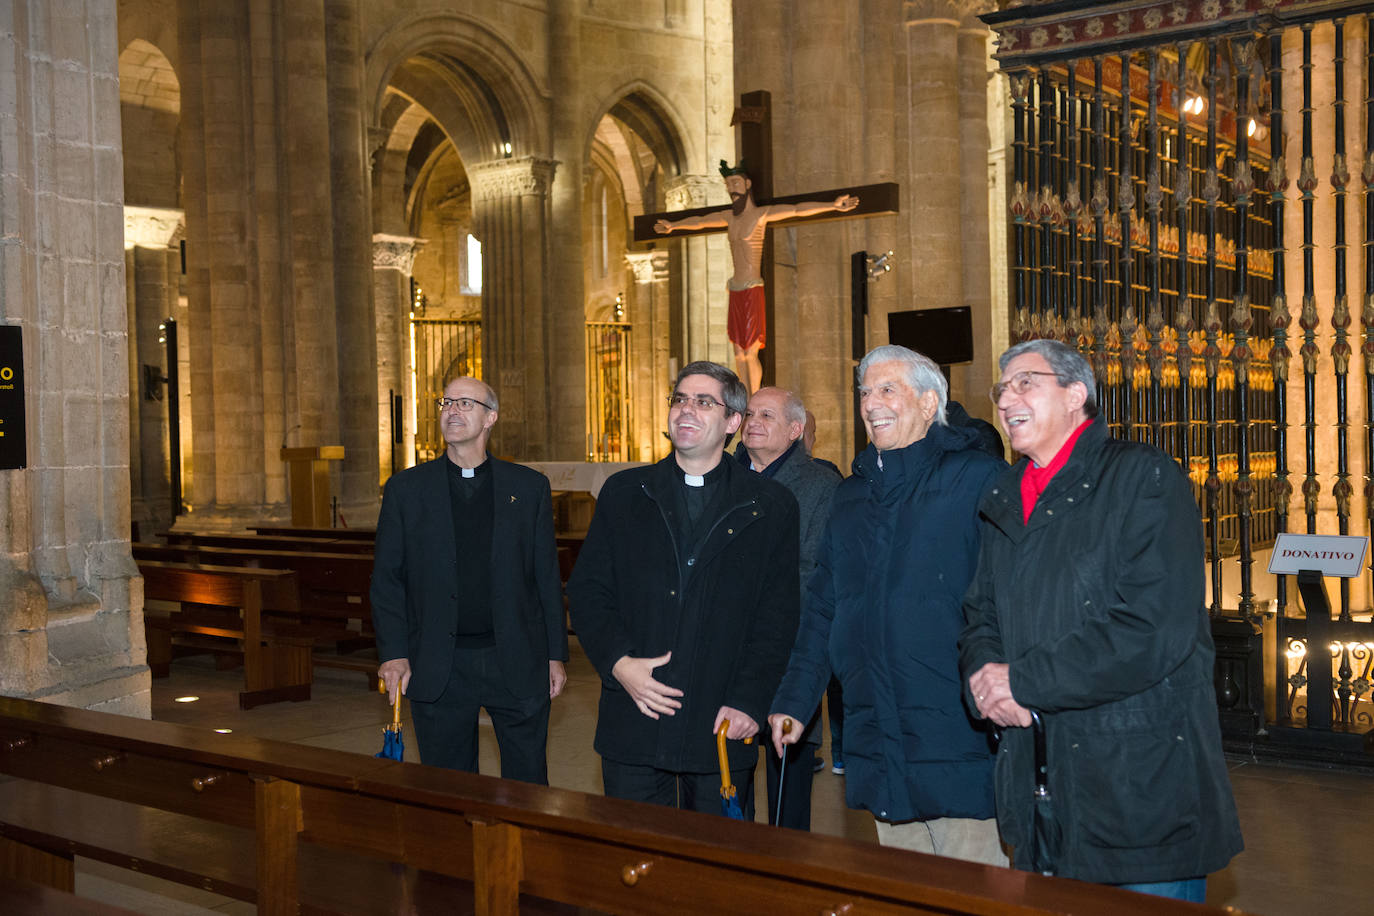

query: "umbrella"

left=771, top=717, right=793, bottom=826
left=716, top=720, right=745, bottom=820
left=1027, top=710, right=1059, bottom=876
left=376, top=678, right=405, bottom=761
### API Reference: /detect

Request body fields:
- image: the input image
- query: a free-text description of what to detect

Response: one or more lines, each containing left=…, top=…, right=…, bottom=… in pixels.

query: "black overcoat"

left=568, top=456, right=800, bottom=773
left=370, top=456, right=568, bottom=702
left=960, top=417, right=1243, bottom=883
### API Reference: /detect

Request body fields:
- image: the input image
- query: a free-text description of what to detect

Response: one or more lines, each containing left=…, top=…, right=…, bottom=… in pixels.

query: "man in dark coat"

left=371, top=376, right=568, bottom=783
left=568, top=361, right=800, bottom=819
left=737, top=386, right=841, bottom=829
left=770, top=345, right=1005, bottom=864
left=960, top=339, right=1242, bottom=901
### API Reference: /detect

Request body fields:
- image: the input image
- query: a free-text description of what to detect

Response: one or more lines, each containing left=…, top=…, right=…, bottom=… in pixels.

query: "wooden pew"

left=161, top=532, right=376, bottom=554
left=137, top=561, right=311, bottom=709
left=0, top=875, right=142, bottom=915
left=0, top=697, right=1244, bottom=916
left=249, top=525, right=376, bottom=541
left=134, top=542, right=378, bottom=682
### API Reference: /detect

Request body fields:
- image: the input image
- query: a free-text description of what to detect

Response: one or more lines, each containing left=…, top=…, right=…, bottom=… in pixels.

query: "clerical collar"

left=675, top=458, right=726, bottom=489
left=447, top=455, right=490, bottom=479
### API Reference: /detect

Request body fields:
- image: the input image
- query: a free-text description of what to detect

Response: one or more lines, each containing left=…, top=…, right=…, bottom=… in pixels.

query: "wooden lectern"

left=280, top=446, right=345, bottom=527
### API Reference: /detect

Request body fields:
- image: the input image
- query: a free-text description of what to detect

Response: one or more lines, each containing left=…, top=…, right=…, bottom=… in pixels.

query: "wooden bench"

left=137, top=561, right=312, bottom=709
left=249, top=525, right=376, bottom=541
left=0, top=697, right=1243, bottom=916
left=0, top=874, right=142, bottom=915
left=161, top=532, right=375, bottom=554
left=134, top=543, right=379, bottom=682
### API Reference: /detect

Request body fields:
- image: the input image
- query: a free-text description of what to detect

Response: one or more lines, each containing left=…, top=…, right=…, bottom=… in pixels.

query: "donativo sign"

left=1267, top=533, right=1369, bottom=578
left=0, top=325, right=24, bottom=469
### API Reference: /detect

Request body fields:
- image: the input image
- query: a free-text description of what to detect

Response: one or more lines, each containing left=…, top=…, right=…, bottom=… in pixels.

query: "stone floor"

left=73, top=642, right=1372, bottom=915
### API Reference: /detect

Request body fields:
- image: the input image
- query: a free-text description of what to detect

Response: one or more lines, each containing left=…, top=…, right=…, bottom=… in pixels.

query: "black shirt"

left=446, top=456, right=495, bottom=648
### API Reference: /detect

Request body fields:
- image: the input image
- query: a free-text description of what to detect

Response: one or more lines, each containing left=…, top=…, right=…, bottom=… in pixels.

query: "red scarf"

left=1020, top=419, right=1092, bottom=524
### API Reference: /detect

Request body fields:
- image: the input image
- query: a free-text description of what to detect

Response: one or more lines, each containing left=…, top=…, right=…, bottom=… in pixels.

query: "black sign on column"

left=0, top=325, right=27, bottom=469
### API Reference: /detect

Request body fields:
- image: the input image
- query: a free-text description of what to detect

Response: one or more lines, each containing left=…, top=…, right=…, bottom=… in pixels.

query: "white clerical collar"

left=684, top=473, right=705, bottom=487
left=461, top=467, right=475, bottom=478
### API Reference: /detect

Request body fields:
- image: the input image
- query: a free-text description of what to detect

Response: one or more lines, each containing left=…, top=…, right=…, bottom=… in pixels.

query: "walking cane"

left=773, top=717, right=793, bottom=826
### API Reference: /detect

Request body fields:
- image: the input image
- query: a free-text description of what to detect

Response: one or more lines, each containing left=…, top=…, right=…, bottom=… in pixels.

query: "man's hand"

left=549, top=660, right=567, bottom=699
left=834, top=194, right=859, bottom=212
left=378, top=658, right=411, bottom=706
left=768, top=712, right=802, bottom=757
left=713, top=706, right=758, bottom=741
left=654, top=218, right=673, bottom=234
left=612, top=652, right=683, bottom=719
left=969, top=662, right=1032, bottom=728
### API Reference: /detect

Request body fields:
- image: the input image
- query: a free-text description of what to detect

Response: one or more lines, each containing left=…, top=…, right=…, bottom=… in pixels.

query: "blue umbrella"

left=716, top=720, right=745, bottom=819
left=376, top=678, right=404, bottom=761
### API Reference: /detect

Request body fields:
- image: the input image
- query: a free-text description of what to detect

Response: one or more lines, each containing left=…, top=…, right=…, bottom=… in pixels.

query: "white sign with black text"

left=1267, top=533, right=1369, bottom=578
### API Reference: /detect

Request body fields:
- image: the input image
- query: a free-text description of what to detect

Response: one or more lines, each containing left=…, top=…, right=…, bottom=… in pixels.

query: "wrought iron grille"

left=983, top=1, right=1374, bottom=754
left=585, top=322, right=633, bottom=462
left=410, top=317, right=482, bottom=463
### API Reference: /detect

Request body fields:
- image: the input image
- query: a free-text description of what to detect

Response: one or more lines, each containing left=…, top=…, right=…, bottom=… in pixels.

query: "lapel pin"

left=510, top=495, right=517, bottom=503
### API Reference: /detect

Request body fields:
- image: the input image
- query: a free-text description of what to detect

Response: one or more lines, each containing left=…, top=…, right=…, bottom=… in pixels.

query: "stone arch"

left=118, top=38, right=180, bottom=209
left=588, top=82, right=692, bottom=177
left=364, top=12, right=547, bottom=163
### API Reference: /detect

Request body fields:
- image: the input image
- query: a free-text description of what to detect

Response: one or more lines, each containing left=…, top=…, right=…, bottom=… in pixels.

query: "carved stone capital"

left=123, top=205, right=184, bottom=250
left=372, top=233, right=427, bottom=273
left=663, top=174, right=723, bottom=210
left=624, top=251, right=670, bottom=285
left=467, top=156, right=558, bottom=203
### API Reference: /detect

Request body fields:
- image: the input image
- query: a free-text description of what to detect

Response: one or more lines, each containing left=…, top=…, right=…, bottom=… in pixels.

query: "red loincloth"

left=728, top=286, right=767, bottom=350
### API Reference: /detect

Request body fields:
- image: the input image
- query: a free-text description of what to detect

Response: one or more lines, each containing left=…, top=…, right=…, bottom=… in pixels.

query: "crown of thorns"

left=718, top=159, right=751, bottom=179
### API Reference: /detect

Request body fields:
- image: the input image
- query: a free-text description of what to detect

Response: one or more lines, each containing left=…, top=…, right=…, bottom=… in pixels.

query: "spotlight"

left=174, top=695, right=199, bottom=703
left=866, top=250, right=895, bottom=281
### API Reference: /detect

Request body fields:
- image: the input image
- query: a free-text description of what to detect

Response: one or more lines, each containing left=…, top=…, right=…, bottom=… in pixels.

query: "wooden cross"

left=633, top=90, right=899, bottom=388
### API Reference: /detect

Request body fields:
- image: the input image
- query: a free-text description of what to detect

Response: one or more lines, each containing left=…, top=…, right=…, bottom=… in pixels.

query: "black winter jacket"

left=568, top=456, right=800, bottom=773
left=960, top=418, right=1243, bottom=883
left=772, top=421, right=1003, bottom=822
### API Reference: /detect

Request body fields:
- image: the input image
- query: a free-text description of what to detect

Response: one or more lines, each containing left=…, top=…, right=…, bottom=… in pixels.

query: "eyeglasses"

left=990, top=370, right=1063, bottom=402
left=436, top=396, right=495, bottom=412
left=668, top=393, right=727, bottom=411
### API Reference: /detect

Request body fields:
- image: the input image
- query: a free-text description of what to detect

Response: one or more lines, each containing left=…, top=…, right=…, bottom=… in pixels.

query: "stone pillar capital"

left=624, top=250, right=670, bottom=285
left=124, top=205, right=185, bottom=250
left=372, top=233, right=427, bottom=273
left=663, top=173, right=723, bottom=210
left=468, top=156, right=558, bottom=202
left=904, top=0, right=987, bottom=26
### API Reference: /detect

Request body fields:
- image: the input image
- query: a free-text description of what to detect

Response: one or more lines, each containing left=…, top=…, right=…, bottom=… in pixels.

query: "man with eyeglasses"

left=960, top=339, right=1241, bottom=900
left=371, top=376, right=568, bottom=783
left=568, top=361, right=800, bottom=819
left=769, top=345, right=1006, bottom=864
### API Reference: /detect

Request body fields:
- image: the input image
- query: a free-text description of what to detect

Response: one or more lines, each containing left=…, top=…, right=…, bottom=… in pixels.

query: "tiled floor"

left=73, top=643, right=1372, bottom=915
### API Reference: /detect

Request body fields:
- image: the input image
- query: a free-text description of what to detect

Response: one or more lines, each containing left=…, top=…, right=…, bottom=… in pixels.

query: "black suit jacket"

left=370, top=456, right=568, bottom=702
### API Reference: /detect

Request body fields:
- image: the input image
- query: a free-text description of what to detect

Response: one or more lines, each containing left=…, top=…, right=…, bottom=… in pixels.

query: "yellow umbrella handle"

left=378, top=677, right=402, bottom=728
left=716, top=719, right=733, bottom=794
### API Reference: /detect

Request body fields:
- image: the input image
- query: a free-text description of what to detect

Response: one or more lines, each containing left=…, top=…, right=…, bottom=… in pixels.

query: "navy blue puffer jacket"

left=771, top=419, right=1003, bottom=822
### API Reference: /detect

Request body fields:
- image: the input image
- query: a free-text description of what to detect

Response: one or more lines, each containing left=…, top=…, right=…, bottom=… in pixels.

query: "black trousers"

left=764, top=739, right=816, bottom=830
left=601, top=757, right=757, bottom=821
left=408, top=644, right=550, bottom=784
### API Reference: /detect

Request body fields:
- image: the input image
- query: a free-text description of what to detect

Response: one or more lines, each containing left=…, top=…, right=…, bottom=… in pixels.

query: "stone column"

left=662, top=174, right=730, bottom=364
left=124, top=206, right=185, bottom=539
left=904, top=2, right=963, bottom=307
left=469, top=156, right=559, bottom=459
left=546, top=0, right=586, bottom=461
left=955, top=2, right=996, bottom=420
left=324, top=0, right=380, bottom=520
left=625, top=251, right=672, bottom=462
left=0, top=0, right=148, bottom=713
left=372, top=234, right=426, bottom=482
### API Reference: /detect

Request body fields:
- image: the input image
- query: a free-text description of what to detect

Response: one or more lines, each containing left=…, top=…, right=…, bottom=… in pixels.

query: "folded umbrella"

left=1027, top=710, right=1059, bottom=876
left=716, top=720, right=745, bottom=820
left=376, top=678, right=405, bottom=761
left=771, top=717, right=793, bottom=826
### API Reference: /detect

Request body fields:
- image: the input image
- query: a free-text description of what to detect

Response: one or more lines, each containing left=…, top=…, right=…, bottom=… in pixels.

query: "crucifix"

left=633, top=90, right=899, bottom=392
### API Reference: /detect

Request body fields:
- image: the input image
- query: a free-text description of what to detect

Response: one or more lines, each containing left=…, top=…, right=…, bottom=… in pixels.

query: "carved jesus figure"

left=654, top=161, right=859, bottom=393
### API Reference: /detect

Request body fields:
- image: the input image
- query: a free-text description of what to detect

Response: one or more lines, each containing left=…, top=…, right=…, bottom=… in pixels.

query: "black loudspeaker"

left=887, top=306, right=974, bottom=367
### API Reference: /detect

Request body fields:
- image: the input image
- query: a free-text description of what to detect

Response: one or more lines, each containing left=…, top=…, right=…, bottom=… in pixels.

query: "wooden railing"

left=0, top=697, right=1242, bottom=915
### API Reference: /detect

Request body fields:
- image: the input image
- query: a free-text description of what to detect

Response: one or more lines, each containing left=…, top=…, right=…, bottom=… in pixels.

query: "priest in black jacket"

left=568, top=361, right=800, bottom=818
left=371, top=376, right=568, bottom=783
